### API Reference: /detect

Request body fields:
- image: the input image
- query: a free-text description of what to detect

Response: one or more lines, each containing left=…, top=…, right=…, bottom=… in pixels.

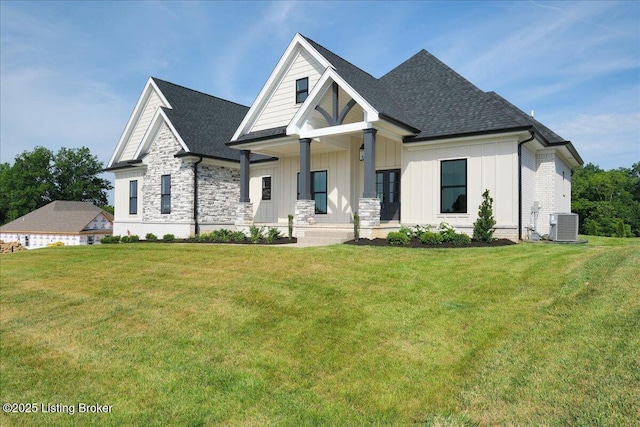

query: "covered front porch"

left=228, top=68, right=416, bottom=240
left=233, top=125, right=404, bottom=238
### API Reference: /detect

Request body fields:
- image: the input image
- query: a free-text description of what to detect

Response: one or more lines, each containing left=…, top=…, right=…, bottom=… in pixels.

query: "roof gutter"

left=193, top=157, right=203, bottom=236
left=518, top=129, right=536, bottom=241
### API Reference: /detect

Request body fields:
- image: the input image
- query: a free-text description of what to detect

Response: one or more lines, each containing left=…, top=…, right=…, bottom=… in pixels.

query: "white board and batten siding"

left=402, top=138, right=519, bottom=236
left=251, top=49, right=325, bottom=133
left=113, top=169, right=145, bottom=223
left=119, top=91, right=165, bottom=162
left=250, top=163, right=279, bottom=223
left=277, top=149, right=353, bottom=224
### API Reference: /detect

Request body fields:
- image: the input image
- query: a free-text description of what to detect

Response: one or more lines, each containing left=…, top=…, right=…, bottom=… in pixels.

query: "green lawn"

left=1, top=237, right=638, bottom=426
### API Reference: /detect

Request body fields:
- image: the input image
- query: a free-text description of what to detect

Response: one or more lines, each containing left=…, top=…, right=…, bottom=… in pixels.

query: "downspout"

left=193, top=157, right=203, bottom=237
left=518, top=130, right=535, bottom=241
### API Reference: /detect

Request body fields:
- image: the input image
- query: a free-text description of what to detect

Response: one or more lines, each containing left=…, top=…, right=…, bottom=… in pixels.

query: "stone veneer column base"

left=295, top=200, right=316, bottom=225
left=358, top=198, right=381, bottom=227
left=235, top=202, right=254, bottom=227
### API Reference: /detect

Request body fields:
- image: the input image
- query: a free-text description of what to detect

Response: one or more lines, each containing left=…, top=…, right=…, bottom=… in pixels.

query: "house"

left=0, top=201, right=113, bottom=249
left=108, top=33, right=582, bottom=242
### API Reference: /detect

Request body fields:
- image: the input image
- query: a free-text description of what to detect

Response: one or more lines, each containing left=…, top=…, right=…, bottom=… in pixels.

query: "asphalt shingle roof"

left=151, top=78, right=272, bottom=162
left=303, top=36, right=419, bottom=131
left=379, top=50, right=528, bottom=140
left=0, top=201, right=113, bottom=233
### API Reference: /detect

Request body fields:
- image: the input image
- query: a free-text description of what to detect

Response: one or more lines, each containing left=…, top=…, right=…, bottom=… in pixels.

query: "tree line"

left=0, top=146, right=112, bottom=225
left=572, top=162, right=640, bottom=237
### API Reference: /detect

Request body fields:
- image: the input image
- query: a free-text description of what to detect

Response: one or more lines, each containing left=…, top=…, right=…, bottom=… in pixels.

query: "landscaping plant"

left=473, top=189, right=496, bottom=242
left=288, top=214, right=294, bottom=240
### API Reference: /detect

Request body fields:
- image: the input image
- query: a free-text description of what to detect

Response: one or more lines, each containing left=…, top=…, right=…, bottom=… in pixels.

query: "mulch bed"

left=344, top=238, right=516, bottom=248
left=149, top=237, right=298, bottom=245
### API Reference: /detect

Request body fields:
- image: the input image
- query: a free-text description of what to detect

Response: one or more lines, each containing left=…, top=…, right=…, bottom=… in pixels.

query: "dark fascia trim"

left=104, top=159, right=143, bottom=172
left=175, top=151, right=279, bottom=164
left=403, top=125, right=533, bottom=143
left=378, top=113, right=421, bottom=134
left=533, top=132, right=584, bottom=166
left=174, top=151, right=239, bottom=163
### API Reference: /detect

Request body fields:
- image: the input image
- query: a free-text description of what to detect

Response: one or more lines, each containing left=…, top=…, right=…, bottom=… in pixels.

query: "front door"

left=376, top=169, right=401, bottom=221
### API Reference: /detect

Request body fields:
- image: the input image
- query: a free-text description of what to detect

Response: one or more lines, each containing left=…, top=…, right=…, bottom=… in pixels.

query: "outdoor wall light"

left=359, top=143, right=365, bottom=161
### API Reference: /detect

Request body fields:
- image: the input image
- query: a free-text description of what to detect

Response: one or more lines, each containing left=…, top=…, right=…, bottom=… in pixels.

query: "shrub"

left=231, top=230, right=246, bottom=243
left=584, top=219, right=598, bottom=236
left=100, top=236, right=119, bottom=244
left=419, top=231, right=443, bottom=245
left=473, top=189, right=496, bottom=242
left=353, top=213, right=360, bottom=242
left=288, top=214, right=294, bottom=240
left=616, top=219, right=629, bottom=238
left=129, top=235, right=140, bottom=243
left=439, top=222, right=458, bottom=242
left=121, top=235, right=130, bottom=243
left=449, top=233, right=471, bottom=245
left=249, top=225, right=265, bottom=243
left=413, top=224, right=431, bottom=240
left=398, top=225, right=414, bottom=239
left=198, top=232, right=213, bottom=242
left=162, top=234, right=175, bottom=242
left=265, top=227, right=282, bottom=243
left=213, top=229, right=232, bottom=243
left=146, top=233, right=157, bottom=241
left=387, top=231, right=410, bottom=246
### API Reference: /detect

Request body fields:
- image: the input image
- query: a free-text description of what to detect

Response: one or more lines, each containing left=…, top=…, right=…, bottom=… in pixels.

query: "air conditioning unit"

left=549, top=213, right=579, bottom=242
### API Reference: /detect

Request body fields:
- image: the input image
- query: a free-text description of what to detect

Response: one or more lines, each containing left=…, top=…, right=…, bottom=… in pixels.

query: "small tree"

left=288, top=214, right=294, bottom=240
left=473, top=190, right=496, bottom=242
left=353, top=213, right=360, bottom=243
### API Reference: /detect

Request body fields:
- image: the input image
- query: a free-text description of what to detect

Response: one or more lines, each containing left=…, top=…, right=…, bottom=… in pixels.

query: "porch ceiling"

left=246, top=134, right=355, bottom=158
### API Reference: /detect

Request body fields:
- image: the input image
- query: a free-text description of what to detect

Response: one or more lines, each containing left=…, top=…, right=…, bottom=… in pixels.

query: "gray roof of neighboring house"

left=150, top=78, right=273, bottom=162
left=0, top=201, right=113, bottom=234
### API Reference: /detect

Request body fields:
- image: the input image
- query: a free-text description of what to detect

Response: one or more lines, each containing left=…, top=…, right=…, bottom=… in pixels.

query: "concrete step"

left=296, top=230, right=354, bottom=247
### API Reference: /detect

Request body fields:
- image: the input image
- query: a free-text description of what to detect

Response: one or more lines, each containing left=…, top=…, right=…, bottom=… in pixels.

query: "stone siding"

left=295, top=200, right=316, bottom=225
left=143, top=123, right=194, bottom=223
left=198, top=163, right=240, bottom=224
left=358, top=198, right=381, bottom=227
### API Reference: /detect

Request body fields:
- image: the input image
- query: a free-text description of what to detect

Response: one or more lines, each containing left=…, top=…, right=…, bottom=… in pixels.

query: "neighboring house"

left=0, top=201, right=113, bottom=249
left=109, top=33, right=582, bottom=241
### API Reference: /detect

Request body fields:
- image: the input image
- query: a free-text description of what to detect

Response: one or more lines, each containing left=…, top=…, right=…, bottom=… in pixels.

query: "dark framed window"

left=129, top=180, right=138, bottom=215
left=161, top=174, right=171, bottom=214
left=295, top=77, right=308, bottom=104
left=262, top=176, right=272, bottom=201
left=297, top=170, right=327, bottom=214
left=441, top=159, right=467, bottom=213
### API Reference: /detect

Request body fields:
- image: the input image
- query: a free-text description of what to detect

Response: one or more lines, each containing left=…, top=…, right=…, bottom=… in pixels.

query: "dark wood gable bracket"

left=314, top=82, right=357, bottom=127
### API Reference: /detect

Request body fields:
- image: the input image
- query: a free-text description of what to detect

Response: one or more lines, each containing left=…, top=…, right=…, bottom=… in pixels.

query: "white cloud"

left=553, top=112, right=640, bottom=169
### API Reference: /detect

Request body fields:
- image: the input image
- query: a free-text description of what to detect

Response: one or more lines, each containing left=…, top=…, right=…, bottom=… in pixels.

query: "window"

left=297, top=170, right=327, bottom=214
left=441, top=159, right=467, bottom=213
left=262, top=176, right=272, bottom=201
left=161, top=175, right=171, bottom=214
left=129, top=180, right=138, bottom=215
left=296, top=77, right=308, bottom=104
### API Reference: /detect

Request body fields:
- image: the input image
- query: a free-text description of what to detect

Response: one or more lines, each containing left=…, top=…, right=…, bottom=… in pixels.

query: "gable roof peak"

left=150, top=77, right=249, bottom=109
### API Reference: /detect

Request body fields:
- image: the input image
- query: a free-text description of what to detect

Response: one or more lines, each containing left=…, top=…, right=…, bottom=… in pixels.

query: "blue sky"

left=1, top=0, right=639, bottom=178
